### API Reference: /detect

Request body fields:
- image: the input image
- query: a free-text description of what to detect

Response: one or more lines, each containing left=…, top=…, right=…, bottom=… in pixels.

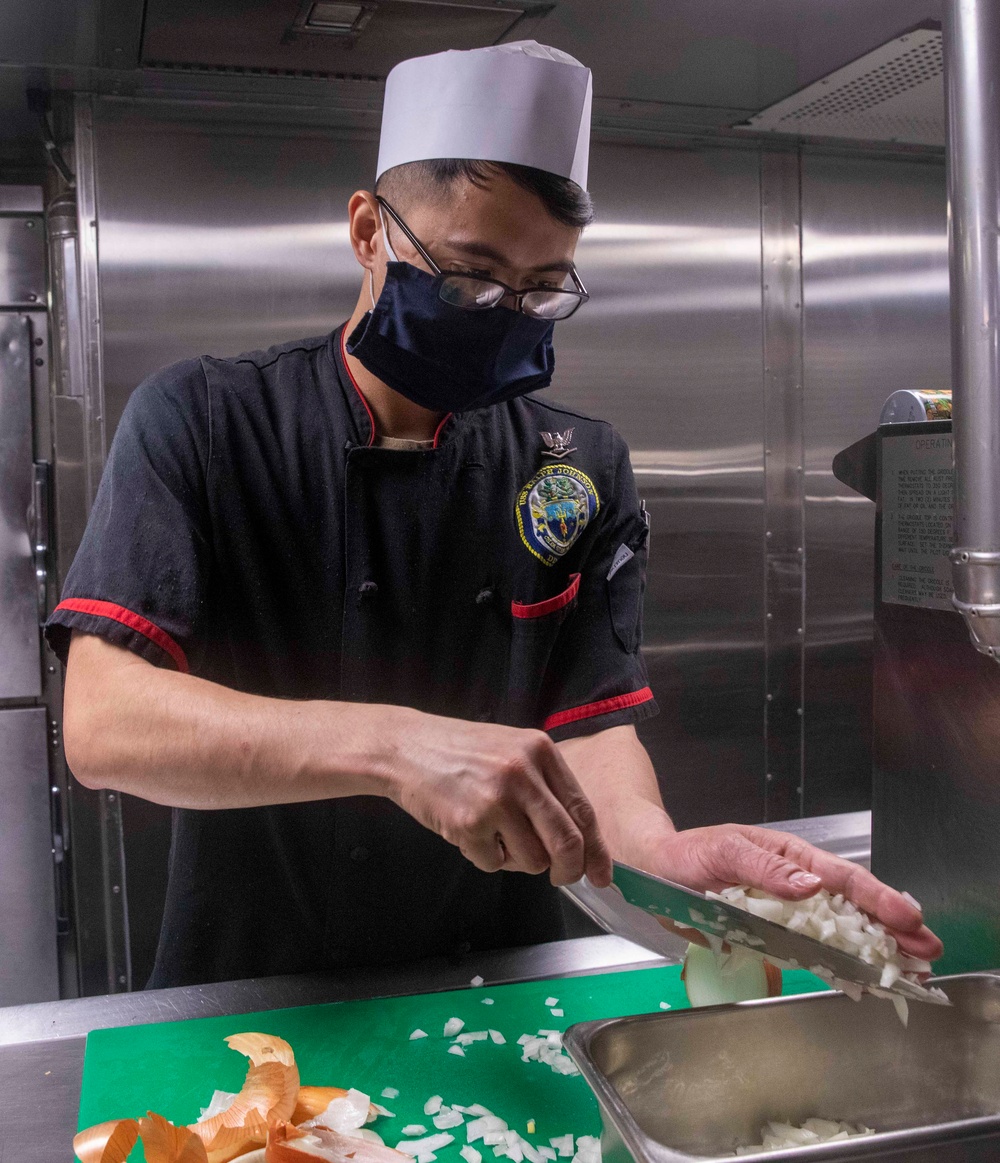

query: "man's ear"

left=348, top=191, right=380, bottom=271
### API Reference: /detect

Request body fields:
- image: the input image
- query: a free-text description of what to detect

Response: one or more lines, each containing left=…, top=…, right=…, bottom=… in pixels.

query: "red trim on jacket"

left=543, top=685, right=654, bottom=731
left=432, top=411, right=453, bottom=448
left=512, top=573, right=581, bottom=620
left=54, top=598, right=190, bottom=674
left=340, top=327, right=376, bottom=447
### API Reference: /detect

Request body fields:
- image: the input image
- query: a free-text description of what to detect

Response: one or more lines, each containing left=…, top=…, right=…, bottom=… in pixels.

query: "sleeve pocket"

left=607, top=539, right=647, bottom=654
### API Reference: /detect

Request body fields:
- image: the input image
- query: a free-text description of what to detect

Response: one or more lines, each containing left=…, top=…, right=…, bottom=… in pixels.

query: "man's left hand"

left=644, top=823, right=943, bottom=963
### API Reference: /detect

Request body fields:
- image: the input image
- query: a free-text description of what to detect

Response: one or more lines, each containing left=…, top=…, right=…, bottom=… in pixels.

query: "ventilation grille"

left=740, top=27, right=943, bottom=147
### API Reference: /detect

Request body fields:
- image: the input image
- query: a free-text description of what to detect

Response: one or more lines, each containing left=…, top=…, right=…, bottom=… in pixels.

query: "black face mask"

left=345, top=260, right=556, bottom=413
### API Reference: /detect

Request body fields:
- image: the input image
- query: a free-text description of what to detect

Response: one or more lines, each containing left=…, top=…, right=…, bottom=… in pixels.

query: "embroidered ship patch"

left=516, top=465, right=600, bottom=566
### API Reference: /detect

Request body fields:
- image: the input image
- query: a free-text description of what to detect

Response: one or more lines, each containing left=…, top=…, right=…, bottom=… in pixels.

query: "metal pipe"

left=946, top=0, right=1000, bottom=659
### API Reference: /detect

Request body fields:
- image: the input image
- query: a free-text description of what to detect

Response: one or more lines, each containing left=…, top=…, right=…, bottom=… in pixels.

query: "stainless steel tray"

left=564, top=973, right=1000, bottom=1162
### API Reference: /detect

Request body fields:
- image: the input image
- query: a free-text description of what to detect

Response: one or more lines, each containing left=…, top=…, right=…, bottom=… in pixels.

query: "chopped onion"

left=470, top=976, right=485, bottom=987
left=302, top=1089, right=372, bottom=1133
left=544, top=997, right=559, bottom=1007
left=735, top=1117, right=874, bottom=1154
left=432, top=1108, right=465, bottom=1131
left=548, top=1134, right=574, bottom=1157
left=382, top=1089, right=400, bottom=1101
left=658, top=1002, right=671, bottom=1011
left=409, top=1030, right=428, bottom=1041
left=708, top=884, right=948, bottom=1019
left=481, top=999, right=495, bottom=1006
left=424, top=1098, right=443, bottom=1117
left=403, top=1127, right=428, bottom=1137
left=461, top=1148, right=483, bottom=1163
left=447, top=1046, right=466, bottom=1058
left=488, top=1030, right=506, bottom=1045
left=516, top=1030, right=580, bottom=1077
left=394, top=1133, right=456, bottom=1156
left=443, top=1018, right=465, bottom=1037
left=550, top=1009, right=564, bottom=1017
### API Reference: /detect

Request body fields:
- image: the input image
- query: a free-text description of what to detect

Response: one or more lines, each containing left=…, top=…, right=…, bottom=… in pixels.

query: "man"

left=48, top=42, right=941, bottom=988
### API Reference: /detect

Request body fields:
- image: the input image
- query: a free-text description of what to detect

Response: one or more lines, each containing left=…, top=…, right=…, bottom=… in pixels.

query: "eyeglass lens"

left=438, top=274, right=581, bottom=320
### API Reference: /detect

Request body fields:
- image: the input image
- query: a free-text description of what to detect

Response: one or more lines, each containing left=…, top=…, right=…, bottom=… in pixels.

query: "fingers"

left=703, top=829, right=822, bottom=899
left=741, top=827, right=943, bottom=961
left=533, top=736, right=612, bottom=888
left=459, top=831, right=507, bottom=875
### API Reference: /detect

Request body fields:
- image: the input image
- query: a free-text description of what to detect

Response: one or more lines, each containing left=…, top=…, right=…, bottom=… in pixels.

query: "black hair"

left=375, top=158, right=594, bottom=229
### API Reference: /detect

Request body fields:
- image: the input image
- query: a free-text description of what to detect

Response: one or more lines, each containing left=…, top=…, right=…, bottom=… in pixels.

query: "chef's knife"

left=565, top=861, right=948, bottom=1006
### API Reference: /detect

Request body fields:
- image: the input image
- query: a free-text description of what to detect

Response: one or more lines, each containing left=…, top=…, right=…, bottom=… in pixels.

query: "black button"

left=350, top=846, right=370, bottom=863
left=475, top=588, right=494, bottom=605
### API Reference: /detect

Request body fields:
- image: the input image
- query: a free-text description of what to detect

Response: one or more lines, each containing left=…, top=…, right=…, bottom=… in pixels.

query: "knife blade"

left=606, top=861, right=948, bottom=1005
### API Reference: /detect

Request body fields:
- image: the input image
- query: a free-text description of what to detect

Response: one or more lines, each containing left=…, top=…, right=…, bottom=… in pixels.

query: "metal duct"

left=945, top=0, right=1000, bottom=661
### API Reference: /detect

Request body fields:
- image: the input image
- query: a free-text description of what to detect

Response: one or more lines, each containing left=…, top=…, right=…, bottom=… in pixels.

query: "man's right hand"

left=64, top=633, right=611, bottom=888
left=378, top=710, right=613, bottom=888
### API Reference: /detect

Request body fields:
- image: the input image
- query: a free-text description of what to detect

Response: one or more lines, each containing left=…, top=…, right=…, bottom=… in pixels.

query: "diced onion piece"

left=423, top=1098, right=443, bottom=1117
left=443, top=1018, right=465, bottom=1037
left=461, top=1149, right=483, bottom=1163
left=544, top=997, right=559, bottom=1007
left=481, top=999, right=494, bottom=1006
left=409, top=1030, right=428, bottom=1041
left=381, top=1090, right=399, bottom=1101
left=302, top=1089, right=373, bottom=1133
left=73, top=1118, right=140, bottom=1163
left=447, top=1046, right=466, bottom=1058
left=470, top=976, right=485, bottom=988
left=488, top=1030, right=506, bottom=1045
left=394, top=1133, right=456, bottom=1156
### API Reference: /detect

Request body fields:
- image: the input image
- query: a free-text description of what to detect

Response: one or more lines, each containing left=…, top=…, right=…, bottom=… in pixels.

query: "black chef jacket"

left=45, top=323, right=658, bottom=988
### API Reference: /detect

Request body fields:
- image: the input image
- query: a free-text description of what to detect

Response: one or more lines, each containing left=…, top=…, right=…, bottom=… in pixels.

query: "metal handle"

left=32, top=460, right=50, bottom=620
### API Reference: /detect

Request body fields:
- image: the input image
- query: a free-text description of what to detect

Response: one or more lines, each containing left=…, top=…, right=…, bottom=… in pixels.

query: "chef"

left=47, top=41, right=941, bottom=988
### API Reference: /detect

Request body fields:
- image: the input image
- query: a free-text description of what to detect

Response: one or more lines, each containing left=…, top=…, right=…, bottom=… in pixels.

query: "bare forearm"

left=558, top=725, right=675, bottom=867
left=64, top=633, right=400, bottom=809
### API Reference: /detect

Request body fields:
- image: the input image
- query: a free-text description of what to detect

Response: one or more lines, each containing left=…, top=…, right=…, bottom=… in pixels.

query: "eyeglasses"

left=376, top=195, right=589, bottom=322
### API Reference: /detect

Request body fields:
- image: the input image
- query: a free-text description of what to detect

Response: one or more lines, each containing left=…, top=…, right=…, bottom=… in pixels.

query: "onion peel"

left=225, top=1034, right=296, bottom=1069
left=292, top=1086, right=354, bottom=1124
left=189, top=1035, right=299, bottom=1157
left=73, top=1118, right=140, bottom=1163
left=266, top=1122, right=410, bottom=1163
left=139, top=1111, right=210, bottom=1163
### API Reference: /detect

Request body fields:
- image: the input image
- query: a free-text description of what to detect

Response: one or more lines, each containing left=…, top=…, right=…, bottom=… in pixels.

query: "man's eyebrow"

left=441, top=238, right=575, bottom=275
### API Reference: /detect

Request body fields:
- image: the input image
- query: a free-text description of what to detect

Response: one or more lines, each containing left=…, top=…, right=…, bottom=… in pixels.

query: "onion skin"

left=266, top=1122, right=409, bottom=1163
left=225, top=1034, right=296, bottom=1069
left=73, top=1118, right=139, bottom=1163
left=292, top=1086, right=349, bottom=1124
left=139, top=1112, right=210, bottom=1163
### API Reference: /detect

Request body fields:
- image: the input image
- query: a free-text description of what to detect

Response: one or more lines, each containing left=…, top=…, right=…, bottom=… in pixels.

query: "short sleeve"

left=539, top=430, right=659, bottom=741
left=44, top=359, right=211, bottom=673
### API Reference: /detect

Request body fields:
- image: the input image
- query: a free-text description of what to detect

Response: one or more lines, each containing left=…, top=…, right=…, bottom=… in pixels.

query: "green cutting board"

left=77, top=965, right=828, bottom=1161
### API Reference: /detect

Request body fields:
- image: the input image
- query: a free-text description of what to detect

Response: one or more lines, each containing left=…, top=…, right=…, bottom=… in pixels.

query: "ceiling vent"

left=738, top=25, right=943, bottom=147
left=142, top=0, right=554, bottom=78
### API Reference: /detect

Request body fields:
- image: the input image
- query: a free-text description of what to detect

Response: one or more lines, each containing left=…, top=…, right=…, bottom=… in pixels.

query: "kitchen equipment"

left=565, top=863, right=946, bottom=1006
left=564, top=972, right=1000, bottom=1162
left=75, top=964, right=827, bottom=1161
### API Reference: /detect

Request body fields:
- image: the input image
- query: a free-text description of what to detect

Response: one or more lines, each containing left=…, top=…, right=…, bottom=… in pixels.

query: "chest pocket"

left=507, top=573, right=580, bottom=728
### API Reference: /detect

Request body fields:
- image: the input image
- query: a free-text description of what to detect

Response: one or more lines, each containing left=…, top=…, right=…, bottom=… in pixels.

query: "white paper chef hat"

left=376, top=40, right=592, bottom=190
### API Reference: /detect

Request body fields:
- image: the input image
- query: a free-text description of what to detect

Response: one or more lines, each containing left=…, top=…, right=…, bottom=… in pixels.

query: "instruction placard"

left=882, top=432, right=954, bottom=611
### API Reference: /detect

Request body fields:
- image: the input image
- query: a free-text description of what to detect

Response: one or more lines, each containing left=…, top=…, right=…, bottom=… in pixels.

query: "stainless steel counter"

left=0, top=811, right=872, bottom=1161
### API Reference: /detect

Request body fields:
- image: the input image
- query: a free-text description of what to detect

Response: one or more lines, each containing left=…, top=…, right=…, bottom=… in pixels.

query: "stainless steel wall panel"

left=800, top=154, right=949, bottom=816
left=554, top=143, right=767, bottom=828
left=91, top=98, right=377, bottom=437
left=0, top=707, right=58, bottom=1005
left=0, top=311, right=42, bottom=699
left=0, top=214, right=44, bottom=307
left=760, top=151, right=806, bottom=821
